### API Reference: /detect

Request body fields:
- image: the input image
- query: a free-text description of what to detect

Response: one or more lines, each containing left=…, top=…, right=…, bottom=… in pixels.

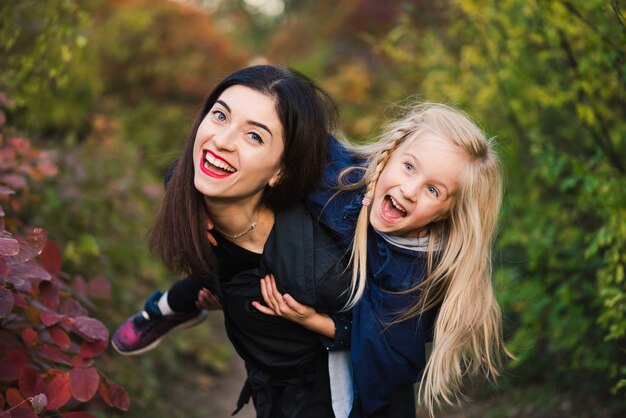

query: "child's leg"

left=112, top=277, right=208, bottom=356
left=161, top=276, right=205, bottom=314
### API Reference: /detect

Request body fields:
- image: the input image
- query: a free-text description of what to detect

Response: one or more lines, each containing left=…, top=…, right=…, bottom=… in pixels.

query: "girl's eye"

left=403, top=162, right=414, bottom=171
left=427, top=185, right=439, bottom=197
left=212, top=110, right=226, bottom=121
left=248, top=132, right=264, bottom=144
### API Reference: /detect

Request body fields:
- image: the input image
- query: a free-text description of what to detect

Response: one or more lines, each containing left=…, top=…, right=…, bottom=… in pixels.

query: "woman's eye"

left=212, top=110, right=226, bottom=121
left=427, top=186, right=439, bottom=197
left=248, top=132, right=264, bottom=144
left=403, top=162, right=413, bottom=171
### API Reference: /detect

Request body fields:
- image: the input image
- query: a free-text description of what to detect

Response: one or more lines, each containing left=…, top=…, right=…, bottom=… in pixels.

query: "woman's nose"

left=212, top=127, right=236, bottom=151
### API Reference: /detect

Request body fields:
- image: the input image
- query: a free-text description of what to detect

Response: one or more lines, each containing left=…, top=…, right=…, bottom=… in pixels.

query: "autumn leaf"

left=0, top=287, right=14, bottom=318
left=38, top=239, right=62, bottom=275
left=0, top=233, right=19, bottom=256
left=98, top=374, right=130, bottom=411
left=71, top=316, right=109, bottom=342
left=69, top=367, right=99, bottom=402
left=45, top=373, right=72, bottom=410
left=18, top=366, right=46, bottom=398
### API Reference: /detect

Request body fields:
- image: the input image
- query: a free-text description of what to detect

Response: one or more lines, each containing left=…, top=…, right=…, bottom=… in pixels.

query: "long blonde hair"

left=342, top=102, right=510, bottom=414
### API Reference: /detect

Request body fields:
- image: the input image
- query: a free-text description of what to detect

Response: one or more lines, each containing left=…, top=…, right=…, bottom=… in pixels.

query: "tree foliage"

left=0, top=99, right=128, bottom=417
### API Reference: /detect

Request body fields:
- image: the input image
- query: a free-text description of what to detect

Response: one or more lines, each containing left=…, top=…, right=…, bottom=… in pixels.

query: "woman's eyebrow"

left=215, top=99, right=273, bottom=137
left=216, top=99, right=231, bottom=112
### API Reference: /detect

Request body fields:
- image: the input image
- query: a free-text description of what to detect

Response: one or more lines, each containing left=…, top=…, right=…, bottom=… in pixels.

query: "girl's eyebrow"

left=215, top=99, right=273, bottom=137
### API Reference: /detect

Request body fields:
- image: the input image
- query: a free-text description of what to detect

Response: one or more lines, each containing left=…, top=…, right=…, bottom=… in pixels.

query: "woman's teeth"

left=205, top=152, right=235, bottom=172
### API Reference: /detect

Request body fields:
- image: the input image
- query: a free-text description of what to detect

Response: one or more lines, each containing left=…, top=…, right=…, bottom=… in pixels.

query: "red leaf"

left=6, top=387, right=23, bottom=406
left=71, top=317, right=109, bottom=342
left=0, top=233, right=19, bottom=256
left=70, top=357, right=94, bottom=368
left=9, top=406, right=38, bottom=418
left=0, top=287, right=13, bottom=318
left=20, top=328, right=38, bottom=347
left=45, top=373, right=71, bottom=410
left=80, top=337, right=108, bottom=358
left=0, top=361, right=19, bottom=381
left=5, top=274, right=28, bottom=291
left=39, top=281, right=60, bottom=309
left=59, top=298, right=87, bottom=317
left=7, top=348, right=28, bottom=370
left=4, top=228, right=47, bottom=265
left=7, top=263, right=51, bottom=282
left=0, top=330, right=19, bottom=349
left=40, top=310, right=64, bottom=327
left=61, top=412, right=98, bottom=418
left=0, top=257, right=9, bottom=276
left=50, top=327, right=71, bottom=348
left=98, top=375, right=129, bottom=411
left=18, top=366, right=45, bottom=398
left=73, top=276, right=87, bottom=299
left=37, top=344, right=71, bottom=365
left=38, top=240, right=61, bottom=275
left=69, top=367, right=99, bottom=402
left=12, top=290, right=27, bottom=308
left=87, top=276, right=111, bottom=300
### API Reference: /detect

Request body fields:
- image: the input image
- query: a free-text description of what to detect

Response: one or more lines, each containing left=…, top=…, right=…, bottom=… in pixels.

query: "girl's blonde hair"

left=342, top=102, right=510, bottom=414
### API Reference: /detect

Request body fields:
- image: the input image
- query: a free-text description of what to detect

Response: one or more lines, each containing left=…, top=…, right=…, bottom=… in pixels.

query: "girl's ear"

left=268, top=168, right=283, bottom=188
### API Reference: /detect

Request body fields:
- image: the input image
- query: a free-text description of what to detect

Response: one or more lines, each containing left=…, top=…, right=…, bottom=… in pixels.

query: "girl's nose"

left=400, top=180, right=420, bottom=202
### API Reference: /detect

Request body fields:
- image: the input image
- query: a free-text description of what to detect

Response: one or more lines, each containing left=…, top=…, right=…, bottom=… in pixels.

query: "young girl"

left=255, top=102, right=510, bottom=417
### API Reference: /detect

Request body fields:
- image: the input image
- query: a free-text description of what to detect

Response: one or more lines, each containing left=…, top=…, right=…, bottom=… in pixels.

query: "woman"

left=114, top=65, right=351, bottom=417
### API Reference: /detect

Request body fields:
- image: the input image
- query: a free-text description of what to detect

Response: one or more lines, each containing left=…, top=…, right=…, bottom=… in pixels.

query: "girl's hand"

left=206, top=218, right=218, bottom=246
left=252, top=274, right=316, bottom=325
left=196, top=288, right=221, bottom=310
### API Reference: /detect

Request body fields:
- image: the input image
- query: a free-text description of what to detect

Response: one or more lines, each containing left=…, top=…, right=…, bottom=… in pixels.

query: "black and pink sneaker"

left=112, top=291, right=208, bottom=356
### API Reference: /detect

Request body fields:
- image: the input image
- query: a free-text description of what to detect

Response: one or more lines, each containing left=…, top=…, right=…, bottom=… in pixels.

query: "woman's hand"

left=252, top=274, right=336, bottom=338
left=196, top=288, right=221, bottom=310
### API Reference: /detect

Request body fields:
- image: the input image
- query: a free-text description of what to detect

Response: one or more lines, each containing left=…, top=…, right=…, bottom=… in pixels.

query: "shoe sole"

left=112, top=310, right=210, bottom=356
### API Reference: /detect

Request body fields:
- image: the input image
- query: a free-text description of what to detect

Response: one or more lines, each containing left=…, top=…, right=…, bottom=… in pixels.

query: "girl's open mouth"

left=381, top=195, right=407, bottom=221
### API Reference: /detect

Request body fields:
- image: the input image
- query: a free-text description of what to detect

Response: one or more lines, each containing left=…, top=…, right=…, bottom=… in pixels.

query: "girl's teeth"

left=205, top=153, right=235, bottom=172
left=389, top=196, right=407, bottom=214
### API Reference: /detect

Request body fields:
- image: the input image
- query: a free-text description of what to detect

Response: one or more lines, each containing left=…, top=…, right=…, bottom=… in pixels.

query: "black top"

left=213, top=203, right=351, bottom=379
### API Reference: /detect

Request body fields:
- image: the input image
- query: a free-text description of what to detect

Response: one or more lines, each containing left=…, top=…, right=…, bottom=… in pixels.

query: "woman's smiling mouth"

left=200, top=150, right=236, bottom=178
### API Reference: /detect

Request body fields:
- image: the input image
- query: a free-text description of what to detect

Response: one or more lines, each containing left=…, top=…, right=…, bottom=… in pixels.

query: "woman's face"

left=193, top=85, right=285, bottom=204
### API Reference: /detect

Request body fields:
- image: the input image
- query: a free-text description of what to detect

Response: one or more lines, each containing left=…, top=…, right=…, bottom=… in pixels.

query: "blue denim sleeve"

left=307, top=135, right=365, bottom=243
left=319, top=311, right=352, bottom=351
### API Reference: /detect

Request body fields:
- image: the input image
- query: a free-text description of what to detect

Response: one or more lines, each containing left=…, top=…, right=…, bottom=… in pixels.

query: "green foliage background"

left=2, top=0, right=625, bottom=416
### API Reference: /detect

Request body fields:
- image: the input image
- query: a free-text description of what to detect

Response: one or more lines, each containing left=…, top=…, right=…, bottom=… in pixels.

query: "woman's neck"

left=205, top=198, right=274, bottom=253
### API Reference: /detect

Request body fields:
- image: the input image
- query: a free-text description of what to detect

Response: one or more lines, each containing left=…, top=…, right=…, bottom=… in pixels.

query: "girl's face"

left=369, top=133, right=468, bottom=238
left=193, top=85, right=285, bottom=204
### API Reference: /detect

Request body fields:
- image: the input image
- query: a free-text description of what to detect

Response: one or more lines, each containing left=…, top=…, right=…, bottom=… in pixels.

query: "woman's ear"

left=268, top=168, right=283, bottom=188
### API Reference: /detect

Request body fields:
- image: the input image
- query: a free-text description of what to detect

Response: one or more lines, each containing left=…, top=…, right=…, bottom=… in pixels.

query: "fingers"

left=282, top=293, right=303, bottom=314
left=261, top=275, right=281, bottom=312
left=251, top=301, right=276, bottom=316
left=206, top=218, right=218, bottom=246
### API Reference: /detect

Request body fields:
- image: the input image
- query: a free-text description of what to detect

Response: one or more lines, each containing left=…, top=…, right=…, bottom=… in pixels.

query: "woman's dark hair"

left=149, top=65, right=338, bottom=279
